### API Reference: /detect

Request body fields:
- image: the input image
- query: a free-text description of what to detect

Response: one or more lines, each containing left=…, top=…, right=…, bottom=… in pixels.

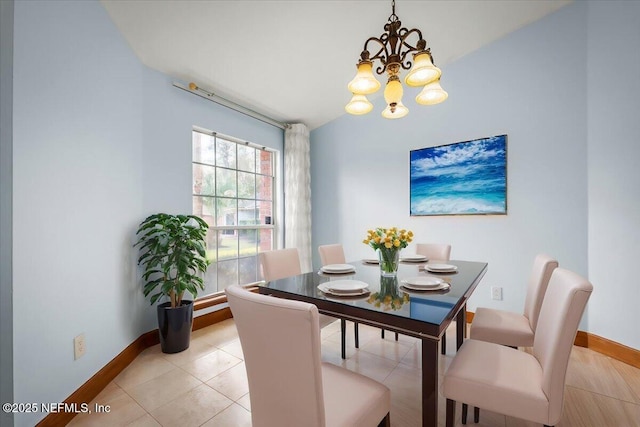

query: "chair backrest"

left=225, top=285, right=325, bottom=427
left=532, top=268, right=593, bottom=425
left=523, top=254, right=559, bottom=330
left=318, top=244, right=346, bottom=266
left=415, top=243, right=451, bottom=262
left=259, top=248, right=301, bottom=281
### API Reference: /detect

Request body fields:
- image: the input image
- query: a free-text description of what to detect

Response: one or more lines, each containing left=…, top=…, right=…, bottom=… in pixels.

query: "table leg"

left=422, top=338, right=439, bottom=427
left=341, top=319, right=346, bottom=359
left=456, top=306, right=466, bottom=350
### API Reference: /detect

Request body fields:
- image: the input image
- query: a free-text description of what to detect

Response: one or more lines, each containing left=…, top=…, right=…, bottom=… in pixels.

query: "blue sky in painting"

left=410, top=135, right=507, bottom=215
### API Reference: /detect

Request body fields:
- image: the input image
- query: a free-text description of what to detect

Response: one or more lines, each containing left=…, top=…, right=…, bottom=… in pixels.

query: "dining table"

left=258, top=257, right=488, bottom=427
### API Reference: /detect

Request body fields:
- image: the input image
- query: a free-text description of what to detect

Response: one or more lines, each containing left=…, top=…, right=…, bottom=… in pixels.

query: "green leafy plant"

left=134, top=213, right=210, bottom=307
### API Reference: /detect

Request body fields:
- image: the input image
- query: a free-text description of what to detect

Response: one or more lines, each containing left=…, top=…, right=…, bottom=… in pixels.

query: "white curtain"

left=284, top=123, right=312, bottom=272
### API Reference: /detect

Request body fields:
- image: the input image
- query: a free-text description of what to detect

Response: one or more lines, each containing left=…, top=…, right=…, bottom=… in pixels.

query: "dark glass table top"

left=259, top=259, right=488, bottom=339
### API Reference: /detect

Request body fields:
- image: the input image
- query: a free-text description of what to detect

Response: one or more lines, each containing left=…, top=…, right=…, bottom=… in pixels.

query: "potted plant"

left=134, top=213, right=209, bottom=353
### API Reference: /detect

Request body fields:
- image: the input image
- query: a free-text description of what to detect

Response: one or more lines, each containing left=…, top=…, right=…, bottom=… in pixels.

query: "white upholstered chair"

left=226, top=285, right=391, bottom=427
left=415, top=243, right=452, bottom=262
left=259, top=248, right=345, bottom=356
left=318, top=244, right=360, bottom=358
left=470, top=254, right=559, bottom=348
left=318, top=244, right=346, bottom=266
left=442, top=268, right=593, bottom=427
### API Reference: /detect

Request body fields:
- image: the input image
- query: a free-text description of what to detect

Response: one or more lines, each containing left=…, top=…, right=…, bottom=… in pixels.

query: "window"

left=192, top=130, right=275, bottom=295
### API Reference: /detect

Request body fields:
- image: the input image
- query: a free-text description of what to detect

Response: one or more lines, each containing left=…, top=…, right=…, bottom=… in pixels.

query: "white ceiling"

left=100, top=0, right=571, bottom=130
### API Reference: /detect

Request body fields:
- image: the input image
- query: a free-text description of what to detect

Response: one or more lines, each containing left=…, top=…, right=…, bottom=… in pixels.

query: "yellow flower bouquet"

left=367, top=276, right=410, bottom=311
left=363, top=227, right=414, bottom=276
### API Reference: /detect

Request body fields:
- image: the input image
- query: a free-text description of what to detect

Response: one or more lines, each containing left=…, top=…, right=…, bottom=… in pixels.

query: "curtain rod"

left=172, top=81, right=289, bottom=130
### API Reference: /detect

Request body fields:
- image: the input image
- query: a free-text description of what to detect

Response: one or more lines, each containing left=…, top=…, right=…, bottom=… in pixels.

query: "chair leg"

left=446, top=399, right=455, bottom=427
left=354, top=322, right=360, bottom=348
left=474, top=406, right=480, bottom=423
left=377, top=412, right=391, bottom=427
left=341, top=319, right=346, bottom=359
left=381, top=328, right=385, bottom=339
left=395, top=332, right=398, bottom=341
left=462, top=403, right=468, bottom=424
left=441, top=333, right=447, bottom=355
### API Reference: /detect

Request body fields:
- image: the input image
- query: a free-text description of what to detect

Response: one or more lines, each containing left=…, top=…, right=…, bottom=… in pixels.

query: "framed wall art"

left=410, top=134, right=507, bottom=216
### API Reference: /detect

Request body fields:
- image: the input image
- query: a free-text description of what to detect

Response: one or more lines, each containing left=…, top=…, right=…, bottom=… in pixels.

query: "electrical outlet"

left=491, top=286, right=503, bottom=301
left=74, top=334, right=86, bottom=360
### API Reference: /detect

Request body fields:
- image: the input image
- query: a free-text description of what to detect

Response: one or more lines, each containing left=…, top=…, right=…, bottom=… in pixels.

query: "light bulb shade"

left=416, top=80, right=449, bottom=105
left=345, top=94, right=374, bottom=115
left=382, top=102, right=409, bottom=119
left=348, top=61, right=381, bottom=95
left=383, top=78, right=403, bottom=104
left=405, top=52, right=441, bottom=87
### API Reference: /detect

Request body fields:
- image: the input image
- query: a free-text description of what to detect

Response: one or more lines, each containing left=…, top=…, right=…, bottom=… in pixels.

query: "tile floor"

left=68, top=319, right=640, bottom=426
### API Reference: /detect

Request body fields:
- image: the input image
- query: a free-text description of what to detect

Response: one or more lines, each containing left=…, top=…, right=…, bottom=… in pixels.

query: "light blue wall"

left=10, top=1, right=282, bottom=425
left=312, top=3, right=589, bottom=328
left=312, top=0, right=640, bottom=350
left=587, top=1, right=640, bottom=350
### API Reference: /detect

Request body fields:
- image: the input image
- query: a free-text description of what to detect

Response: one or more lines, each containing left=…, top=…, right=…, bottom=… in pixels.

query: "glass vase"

left=378, top=247, right=400, bottom=277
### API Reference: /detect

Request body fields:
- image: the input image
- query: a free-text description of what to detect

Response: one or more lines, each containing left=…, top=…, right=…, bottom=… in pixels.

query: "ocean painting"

left=410, top=135, right=507, bottom=216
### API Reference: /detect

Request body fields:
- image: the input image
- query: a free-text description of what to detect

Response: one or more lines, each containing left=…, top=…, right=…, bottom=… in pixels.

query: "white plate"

left=318, top=283, right=369, bottom=296
left=363, top=258, right=379, bottom=264
left=321, top=263, right=356, bottom=273
left=326, top=280, right=369, bottom=293
left=401, top=254, right=428, bottom=262
left=400, top=283, right=450, bottom=292
left=425, top=263, right=458, bottom=273
left=401, top=276, right=444, bottom=289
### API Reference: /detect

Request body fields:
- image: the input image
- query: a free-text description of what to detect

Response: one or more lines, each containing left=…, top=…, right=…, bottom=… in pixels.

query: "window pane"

left=258, top=200, right=272, bottom=225
left=216, top=139, right=236, bottom=168
left=237, top=144, right=256, bottom=172
left=218, top=230, right=238, bottom=260
left=193, top=132, right=215, bottom=165
left=193, top=196, right=215, bottom=222
left=257, top=175, right=272, bottom=201
left=238, top=199, right=257, bottom=225
left=259, top=229, right=273, bottom=253
left=216, top=168, right=236, bottom=198
left=239, top=255, right=259, bottom=285
left=217, top=259, right=238, bottom=290
left=202, top=262, right=218, bottom=295
left=239, top=229, right=257, bottom=257
left=216, top=197, right=236, bottom=227
left=193, top=164, right=215, bottom=196
left=257, top=150, right=273, bottom=175
left=238, top=171, right=255, bottom=198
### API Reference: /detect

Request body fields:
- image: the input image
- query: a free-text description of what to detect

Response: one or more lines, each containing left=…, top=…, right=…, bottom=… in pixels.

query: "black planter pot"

left=157, top=300, right=194, bottom=354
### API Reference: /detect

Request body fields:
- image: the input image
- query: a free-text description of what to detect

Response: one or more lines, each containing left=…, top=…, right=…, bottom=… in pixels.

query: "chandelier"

left=345, top=0, right=448, bottom=119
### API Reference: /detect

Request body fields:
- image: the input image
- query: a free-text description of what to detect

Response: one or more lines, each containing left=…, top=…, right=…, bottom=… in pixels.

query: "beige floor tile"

left=113, top=353, right=176, bottom=390
left=126, top=413, right=161, bottom=426
left=236, top=392, right=251, bottom=411
left=359, top=335, right=414, bottom=363
left=610, top=357, right=640, bottom=404
left=180, top=348, right=242, bottom=382
left=75, top=319, right=640, bottom=427
left=566, top=346, right=638, bottom=403
left=341, top=347, right=400, bottom=382
left=159, top=338, right=219, bottom=366
left=218, top=338, right=245, bottom=360
left=68, top=392, right=146, bottom=426
left=150, top=384, right=233, bottom=427
left=206, top=362, right=249, bottom=401
left=125, top=367, right=201, bottom=412
left=192, top=319, right=240, bottom=348
left=201, top=402, right=252, bottom=427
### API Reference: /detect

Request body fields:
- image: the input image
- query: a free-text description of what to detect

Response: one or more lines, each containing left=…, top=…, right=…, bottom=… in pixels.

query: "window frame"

left=192, top=128, right=277, bottom=297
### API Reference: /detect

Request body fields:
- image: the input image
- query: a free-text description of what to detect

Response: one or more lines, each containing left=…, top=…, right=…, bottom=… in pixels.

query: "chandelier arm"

left=363, top=36, right=392, bottom=74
